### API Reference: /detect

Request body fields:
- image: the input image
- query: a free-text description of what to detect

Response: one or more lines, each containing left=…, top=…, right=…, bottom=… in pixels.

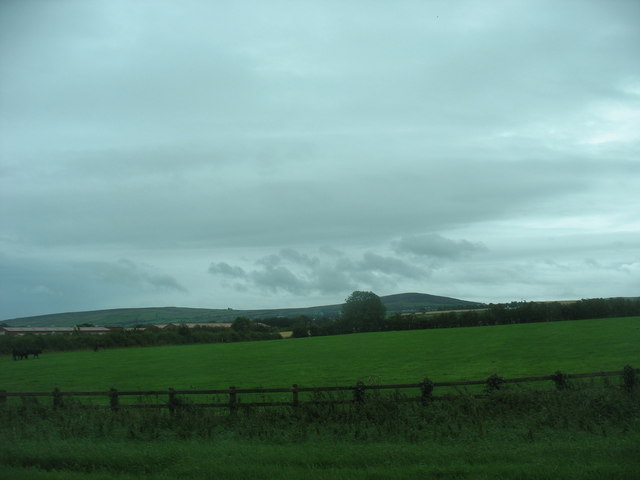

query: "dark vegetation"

left=290, top=296, right=640, bottom=337
left=0, top=292, right=483, bottom=328
left=1, top=380, right=638, bottom=443
left=340, top=290, right=387, bottom=332
left=2, top=296, right=639, bottom=355
left=3, top=382, right=638, bottom=479
left=0, top=320, right=280, bottom=355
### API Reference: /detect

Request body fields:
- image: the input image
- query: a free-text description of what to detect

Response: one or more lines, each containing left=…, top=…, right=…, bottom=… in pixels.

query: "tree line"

left=289, top=295, right=640, bottom=337
left=2, top=294, right=638, bottom=355
left=0, top=319, right=280, bottom=355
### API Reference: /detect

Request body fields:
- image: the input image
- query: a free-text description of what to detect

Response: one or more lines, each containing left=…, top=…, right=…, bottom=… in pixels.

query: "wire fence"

left=1, top=366, right=637, bottom=413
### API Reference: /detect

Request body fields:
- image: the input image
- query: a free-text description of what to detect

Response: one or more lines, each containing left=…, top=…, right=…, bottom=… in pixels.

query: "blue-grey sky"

left=1, top=0, right=639, bottom=320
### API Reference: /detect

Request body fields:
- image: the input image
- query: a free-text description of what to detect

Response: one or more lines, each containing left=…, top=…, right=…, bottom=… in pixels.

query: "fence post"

left=52, top=388, right=63, bottom=408
left=229, top=386, right=238, bottom=416
left=109, top=388, right=119, bottom=412
left=292, top=384, right=299, bottom=408
left=485, top=374, right=504, bottom=392
left=623, top=365, right=637, bottom=393
left=168, top=388, right=177, bottom=414
left=551, top=371, right=570, bottom=390
left=353, top=381, right=365, bottom=405
left=420, top=378, right=434, bottom=405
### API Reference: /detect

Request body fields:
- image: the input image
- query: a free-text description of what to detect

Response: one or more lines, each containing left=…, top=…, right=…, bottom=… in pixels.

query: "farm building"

left=118, top=323, right=234, bottom=332
left=162, top=323, right=234, bottom=329
left=160, top=322, right=271, bottom=330
left=0, top=322, right=268, bottom=336
left=0, top=326, right=112, bottom=336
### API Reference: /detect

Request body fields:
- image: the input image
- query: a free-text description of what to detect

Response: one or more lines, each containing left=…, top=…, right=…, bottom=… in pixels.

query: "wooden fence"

left=0, top=367, right=637, bottom=413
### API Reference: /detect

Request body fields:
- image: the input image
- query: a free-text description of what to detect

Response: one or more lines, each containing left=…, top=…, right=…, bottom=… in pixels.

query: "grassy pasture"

left=2, top=434, right=639, bottom=480
left=1, top=316, right=638, bottom=393
left=2, top=316, right=639, bottom=479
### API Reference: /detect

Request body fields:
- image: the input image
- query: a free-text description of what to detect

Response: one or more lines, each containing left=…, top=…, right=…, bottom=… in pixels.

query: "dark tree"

left=291, top=321, right=310, bottom=338
left=231, top=317, right=254, bottom=332
left=177, top=324, right=191, bottom=336
left=340, top=291, right=387, bottom=333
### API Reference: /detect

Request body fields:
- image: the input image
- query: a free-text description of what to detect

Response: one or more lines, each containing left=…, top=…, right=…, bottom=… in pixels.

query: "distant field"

left=0, top=292, right=483, bottom=327
left=1, top=316, right=638, bottom=393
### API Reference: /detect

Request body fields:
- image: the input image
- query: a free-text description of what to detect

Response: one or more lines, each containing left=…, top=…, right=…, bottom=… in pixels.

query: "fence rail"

left=1, top=367, right=637, bottom=413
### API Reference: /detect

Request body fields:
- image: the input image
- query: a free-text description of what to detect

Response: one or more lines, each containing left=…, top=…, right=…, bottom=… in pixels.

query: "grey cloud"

left=2, top=1, right=639, bottom=317
left=357, top=252, right=425, bottom=279
left=394, top=234, right=488, bottom=260
left=256, top=254, right=283, bottom=267
left=208, top=248, right=427, bottom=296
left=208, top=262, right=248, bottom=279
left=435, top=255, right=640, bottom=304
left=279, top=248, right=320, bottom=267
left=209, top=249, right=335, bottom=295
left=90, top=259, right=187, bottom=293
left=7, top=154, right=634, bottom=251
left=0, top=255, right=186, bottom=319
left=25, top=285, right=61, bottom=297
left=312, top=265, right=356, bottom=295
left=251, top=265, right=307, bottom=295
left=584, top=257, right=640, bottom=274
left=0, top=258, right=98, bottom=319
left=147, top=274, right=188, bottom=292
left=318, top=246, right=344, bottom=257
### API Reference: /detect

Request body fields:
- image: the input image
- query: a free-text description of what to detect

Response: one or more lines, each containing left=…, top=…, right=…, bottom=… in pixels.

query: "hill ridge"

left=0, top=292, right=484, bottom=328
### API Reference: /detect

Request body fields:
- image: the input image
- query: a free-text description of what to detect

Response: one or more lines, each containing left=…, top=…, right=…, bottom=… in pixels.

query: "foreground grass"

left=2, top=435, right=639, bottom=480
left=1, top=316, right=639, bottom=392
left=2, top=387, right=639, bottom=479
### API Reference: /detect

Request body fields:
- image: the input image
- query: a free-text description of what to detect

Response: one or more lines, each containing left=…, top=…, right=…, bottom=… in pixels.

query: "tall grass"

left=1, top=385, right=639, bottom=479
left=2, top=435, right=639, bottom=480
left=2, top=383, right=638, bottom=442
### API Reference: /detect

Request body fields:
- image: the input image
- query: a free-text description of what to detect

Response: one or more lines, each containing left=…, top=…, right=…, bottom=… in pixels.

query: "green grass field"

left=2, top=386, right=639, bottom=479
left=1, top=316, right=638, bottom=392
left=2, top=434, right=638, bottom=480
left=2, top=317, right=640, bottom=479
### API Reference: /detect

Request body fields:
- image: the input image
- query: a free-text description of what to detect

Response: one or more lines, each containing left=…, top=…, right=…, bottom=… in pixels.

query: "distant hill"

left=379, top=292, right=484, bottom=312
left=0, top=293, right=485, bottom=328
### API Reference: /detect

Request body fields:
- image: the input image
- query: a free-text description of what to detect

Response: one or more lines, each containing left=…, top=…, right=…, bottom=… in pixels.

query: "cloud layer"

left=209, top=245, right=431, bottom=296
left=1, top=0, right=639, bottom=318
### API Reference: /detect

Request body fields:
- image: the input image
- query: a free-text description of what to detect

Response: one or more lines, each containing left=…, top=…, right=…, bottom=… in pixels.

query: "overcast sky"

left=1, top=0, right=639, bottom=320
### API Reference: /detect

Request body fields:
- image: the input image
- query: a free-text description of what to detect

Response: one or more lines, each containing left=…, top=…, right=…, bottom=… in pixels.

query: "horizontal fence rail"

left=1, top=367, right=637, bottom=413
